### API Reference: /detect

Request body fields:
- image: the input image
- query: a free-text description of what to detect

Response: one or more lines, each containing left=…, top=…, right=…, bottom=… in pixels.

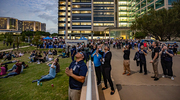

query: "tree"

left=21, top=33, right=26, bottom=42
left=51, top=33, right=58, bottom=37
left=134, top=32, right=146, bottom=39
left=32, top=31, right=41, bottom=48
left=6, top=33, right=13, bottom=45
left=14, top=36, right=21, bottom=50
left=130, top=1, right=180, bottom=41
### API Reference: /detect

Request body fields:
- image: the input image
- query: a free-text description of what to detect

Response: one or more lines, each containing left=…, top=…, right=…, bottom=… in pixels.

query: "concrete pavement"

left=110, top=48, right=180, bottom=100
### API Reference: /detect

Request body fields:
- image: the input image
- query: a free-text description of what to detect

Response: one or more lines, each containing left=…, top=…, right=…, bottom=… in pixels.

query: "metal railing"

left=86, top=60, right=92, bottom=100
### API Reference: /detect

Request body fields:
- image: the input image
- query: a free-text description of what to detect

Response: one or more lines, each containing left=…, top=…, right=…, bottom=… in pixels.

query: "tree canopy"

left=131, top=0, right=180, bottom=41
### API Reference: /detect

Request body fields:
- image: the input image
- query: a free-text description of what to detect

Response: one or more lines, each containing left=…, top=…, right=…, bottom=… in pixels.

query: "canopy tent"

left=43, top=36, right=53, bottom=40
left=79, top=36, right=88, bottom=40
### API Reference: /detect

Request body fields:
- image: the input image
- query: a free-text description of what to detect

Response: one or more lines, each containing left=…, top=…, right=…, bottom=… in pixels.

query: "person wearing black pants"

left=138, top=45, right=148, bottom=75
left=92, top=48, right=102, bottom=85
left=101, top=46, right=115, bottom=95
left=160, top=46, right=174, bottom=80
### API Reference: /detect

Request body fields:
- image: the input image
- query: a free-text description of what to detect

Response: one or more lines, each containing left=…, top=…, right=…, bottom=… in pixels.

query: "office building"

left=0, top=17, right=46, bottom=34
left=58, top=0, right=176, bottom=39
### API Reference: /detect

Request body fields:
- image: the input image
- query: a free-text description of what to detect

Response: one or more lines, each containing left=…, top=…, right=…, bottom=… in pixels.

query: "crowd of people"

left=0, top=38, right=179, bottom=100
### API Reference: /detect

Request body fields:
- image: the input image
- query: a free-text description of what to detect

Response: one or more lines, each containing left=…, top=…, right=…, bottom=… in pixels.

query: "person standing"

left=149, top=42, right=159, bottom=81
left=122, top=45, right=131, bottom=76
left=71, top=45, right=76, bottom=61
left=138, top=45, right=147, bottom=75
left=160, top=46, right=174, bottom=80
left=66, top=52, right=87, bottom=100
left=92, top=48, right=102, bottom=85
left=173, top=42, right=178, bottom=55
left=101, top=46, right=115, bottom=95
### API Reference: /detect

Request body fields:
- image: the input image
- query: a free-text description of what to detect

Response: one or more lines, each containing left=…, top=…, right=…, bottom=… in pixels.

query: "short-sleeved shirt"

left=69, top=60, right=88, bottom=90
left=151, top=47, right=159, bottom=60
left=123, top=49, right=130, bottom=60
left=71, top=48, right=76, bottom=56
left=139, top=50, right=147, bottom=61
left=161, top=50, right=174, bottom=62
left=48, top=64, right=56, bottom=78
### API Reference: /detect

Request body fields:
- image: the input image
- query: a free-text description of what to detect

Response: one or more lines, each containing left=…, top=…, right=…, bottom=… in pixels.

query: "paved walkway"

left=110, top=48, right=180, bottom=100
left=0, top=46, right=30, bottom=52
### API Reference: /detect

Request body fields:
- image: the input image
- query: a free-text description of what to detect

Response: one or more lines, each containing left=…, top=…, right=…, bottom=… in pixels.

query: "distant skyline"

left=0, top=0, right=58, bottom=34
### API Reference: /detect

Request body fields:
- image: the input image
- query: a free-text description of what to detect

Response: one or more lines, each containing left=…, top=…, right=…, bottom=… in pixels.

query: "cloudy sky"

left=0, top=0, right=58, bottom=34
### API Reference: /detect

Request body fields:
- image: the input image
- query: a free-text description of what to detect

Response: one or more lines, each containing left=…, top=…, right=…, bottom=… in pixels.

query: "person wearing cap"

left=173, top=42, right=178, bottom=55
left=65, top=52, right=87, bottom=100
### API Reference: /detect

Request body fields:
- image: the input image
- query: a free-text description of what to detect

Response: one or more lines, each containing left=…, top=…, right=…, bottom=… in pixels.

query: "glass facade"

left=156, top=0, right=164, bottom=9
left=0, top=18, right=7, bottom=29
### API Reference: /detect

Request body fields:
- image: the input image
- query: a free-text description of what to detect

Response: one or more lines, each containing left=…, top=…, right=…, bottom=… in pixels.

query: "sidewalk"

left=0, top=46, right=30, bottom=52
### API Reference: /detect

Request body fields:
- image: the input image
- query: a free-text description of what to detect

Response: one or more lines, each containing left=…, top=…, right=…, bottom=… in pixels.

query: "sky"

left=0, top=0, right=58, bottom=34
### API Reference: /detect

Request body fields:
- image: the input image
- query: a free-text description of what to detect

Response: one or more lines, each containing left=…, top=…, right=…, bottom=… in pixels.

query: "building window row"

left=93, top=2, right=114, bottom=4
left=72, top=22, right=91, bottom=25
left=93, top=23, right=114, bottom=26
left=72, top=11, right=91, bottom=14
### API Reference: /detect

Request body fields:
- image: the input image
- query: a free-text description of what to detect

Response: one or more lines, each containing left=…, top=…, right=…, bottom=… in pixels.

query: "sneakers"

left=151, top=76, right=156, bottom=78
left=162, top=75, right=165, bottom=78
left=127, top=73, right=131, bottom=76
left=97, top=82, right=101, bottom=86
left=154, top=78, right=159, bottom=81
left=171, top=77, right=174, bottom=81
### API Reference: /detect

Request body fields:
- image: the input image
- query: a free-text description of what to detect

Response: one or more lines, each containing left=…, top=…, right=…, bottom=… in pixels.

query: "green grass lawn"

left=0, top=48, right=71, bottom=100
left=0, top=41, right=30, bottom=50
left=177, top=51, right=180, bottom=54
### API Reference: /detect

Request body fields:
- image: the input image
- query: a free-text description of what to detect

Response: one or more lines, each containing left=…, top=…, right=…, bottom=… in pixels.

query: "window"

left=104, top=7, right=114, bottom=10
left=141, top=0, right=146, bottom=8
left=68, top=30, right=71, bottom=33
left=118, top=1, right=127, bottom=5
left=59, top=30, right=65, bottom=34
left=148, top=4, right=154, bottom=12
left=68, top=2, right=71, bottom=5
left=68, top=7, right=71, bottom=10
left=156, top=0, right=164, bottom=9
left=72, top=5, right=91, bottom=8
left=119, top=23, right=127, bottom=27
left=94, top=17, right=114, bottom=21
left=94, top=23, right=103, bottom=26
left=81, top=31, right=91, bottom=33
left=119, top=7, right=127, bottom=11
left=94, top=2, right=103, bottom=4
left=73, top=31, right=80, bottom=33
left=72, top=16, right=91, bottom=20
left=59, top=2, right=66, bottom=5
left=104, top=12, right=114, bottom=15
left=59, top=12, right=66, bottom=16
left=59, top=17, right=66, bottom=21
left=119, top=17, right=128, bottom=21
left=119, top=12, right=127, bottom=16
left=168, top=0, right=177, bottom=5
left=59, top=7, right=66, bottom=10
left=68, top=18, right=71, bottom=21
left=141, top=8, right=146, bottom=15
left=72, top=22, right=80, bottom=25
left=147, top=0, right=154, bottom=4
left=68, top=23, right=71, bottom=27
left=81, top=22, right=91, bottom=25
left=72, top=11, right=80, bottom=13
left=72, top=27, right=91, bottom=29
left=68, top=12, right=71, bottom=16
left=59, top=23, right=66, bottom=27
left=104, top=23, right=114, bottom=26
left=81, top=11, right=91, bottom=13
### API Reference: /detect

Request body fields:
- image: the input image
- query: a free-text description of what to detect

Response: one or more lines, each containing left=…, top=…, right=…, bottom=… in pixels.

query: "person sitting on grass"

left=1, top=62, right=22, bottom=78
left=53, top=49, right=57, bottom=55
left=7, top=61, right=28, bottom=72
left=4, top=52, right=12, bottom=61
left=58, top=50, right=68, bottom=58
left=32, top=58, right=59, bottom=83
left=0, top=52, right=3, bottom=59
left=18, top=52, right=24, bottom=57
left=0, top=63, right=8, bottom=76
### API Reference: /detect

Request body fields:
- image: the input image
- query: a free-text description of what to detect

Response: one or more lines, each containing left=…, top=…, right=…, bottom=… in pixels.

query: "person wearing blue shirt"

left=160, top=46, right=174, bottom=80
left=71, top=45, right=76, bottom=61
left=65, top=52, right=87, bottom=100
left=32, top=58, right=59, bottom=83
left=92, top=48, right=102, bottom=85
left=138, top=45, right=148, bottom=75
